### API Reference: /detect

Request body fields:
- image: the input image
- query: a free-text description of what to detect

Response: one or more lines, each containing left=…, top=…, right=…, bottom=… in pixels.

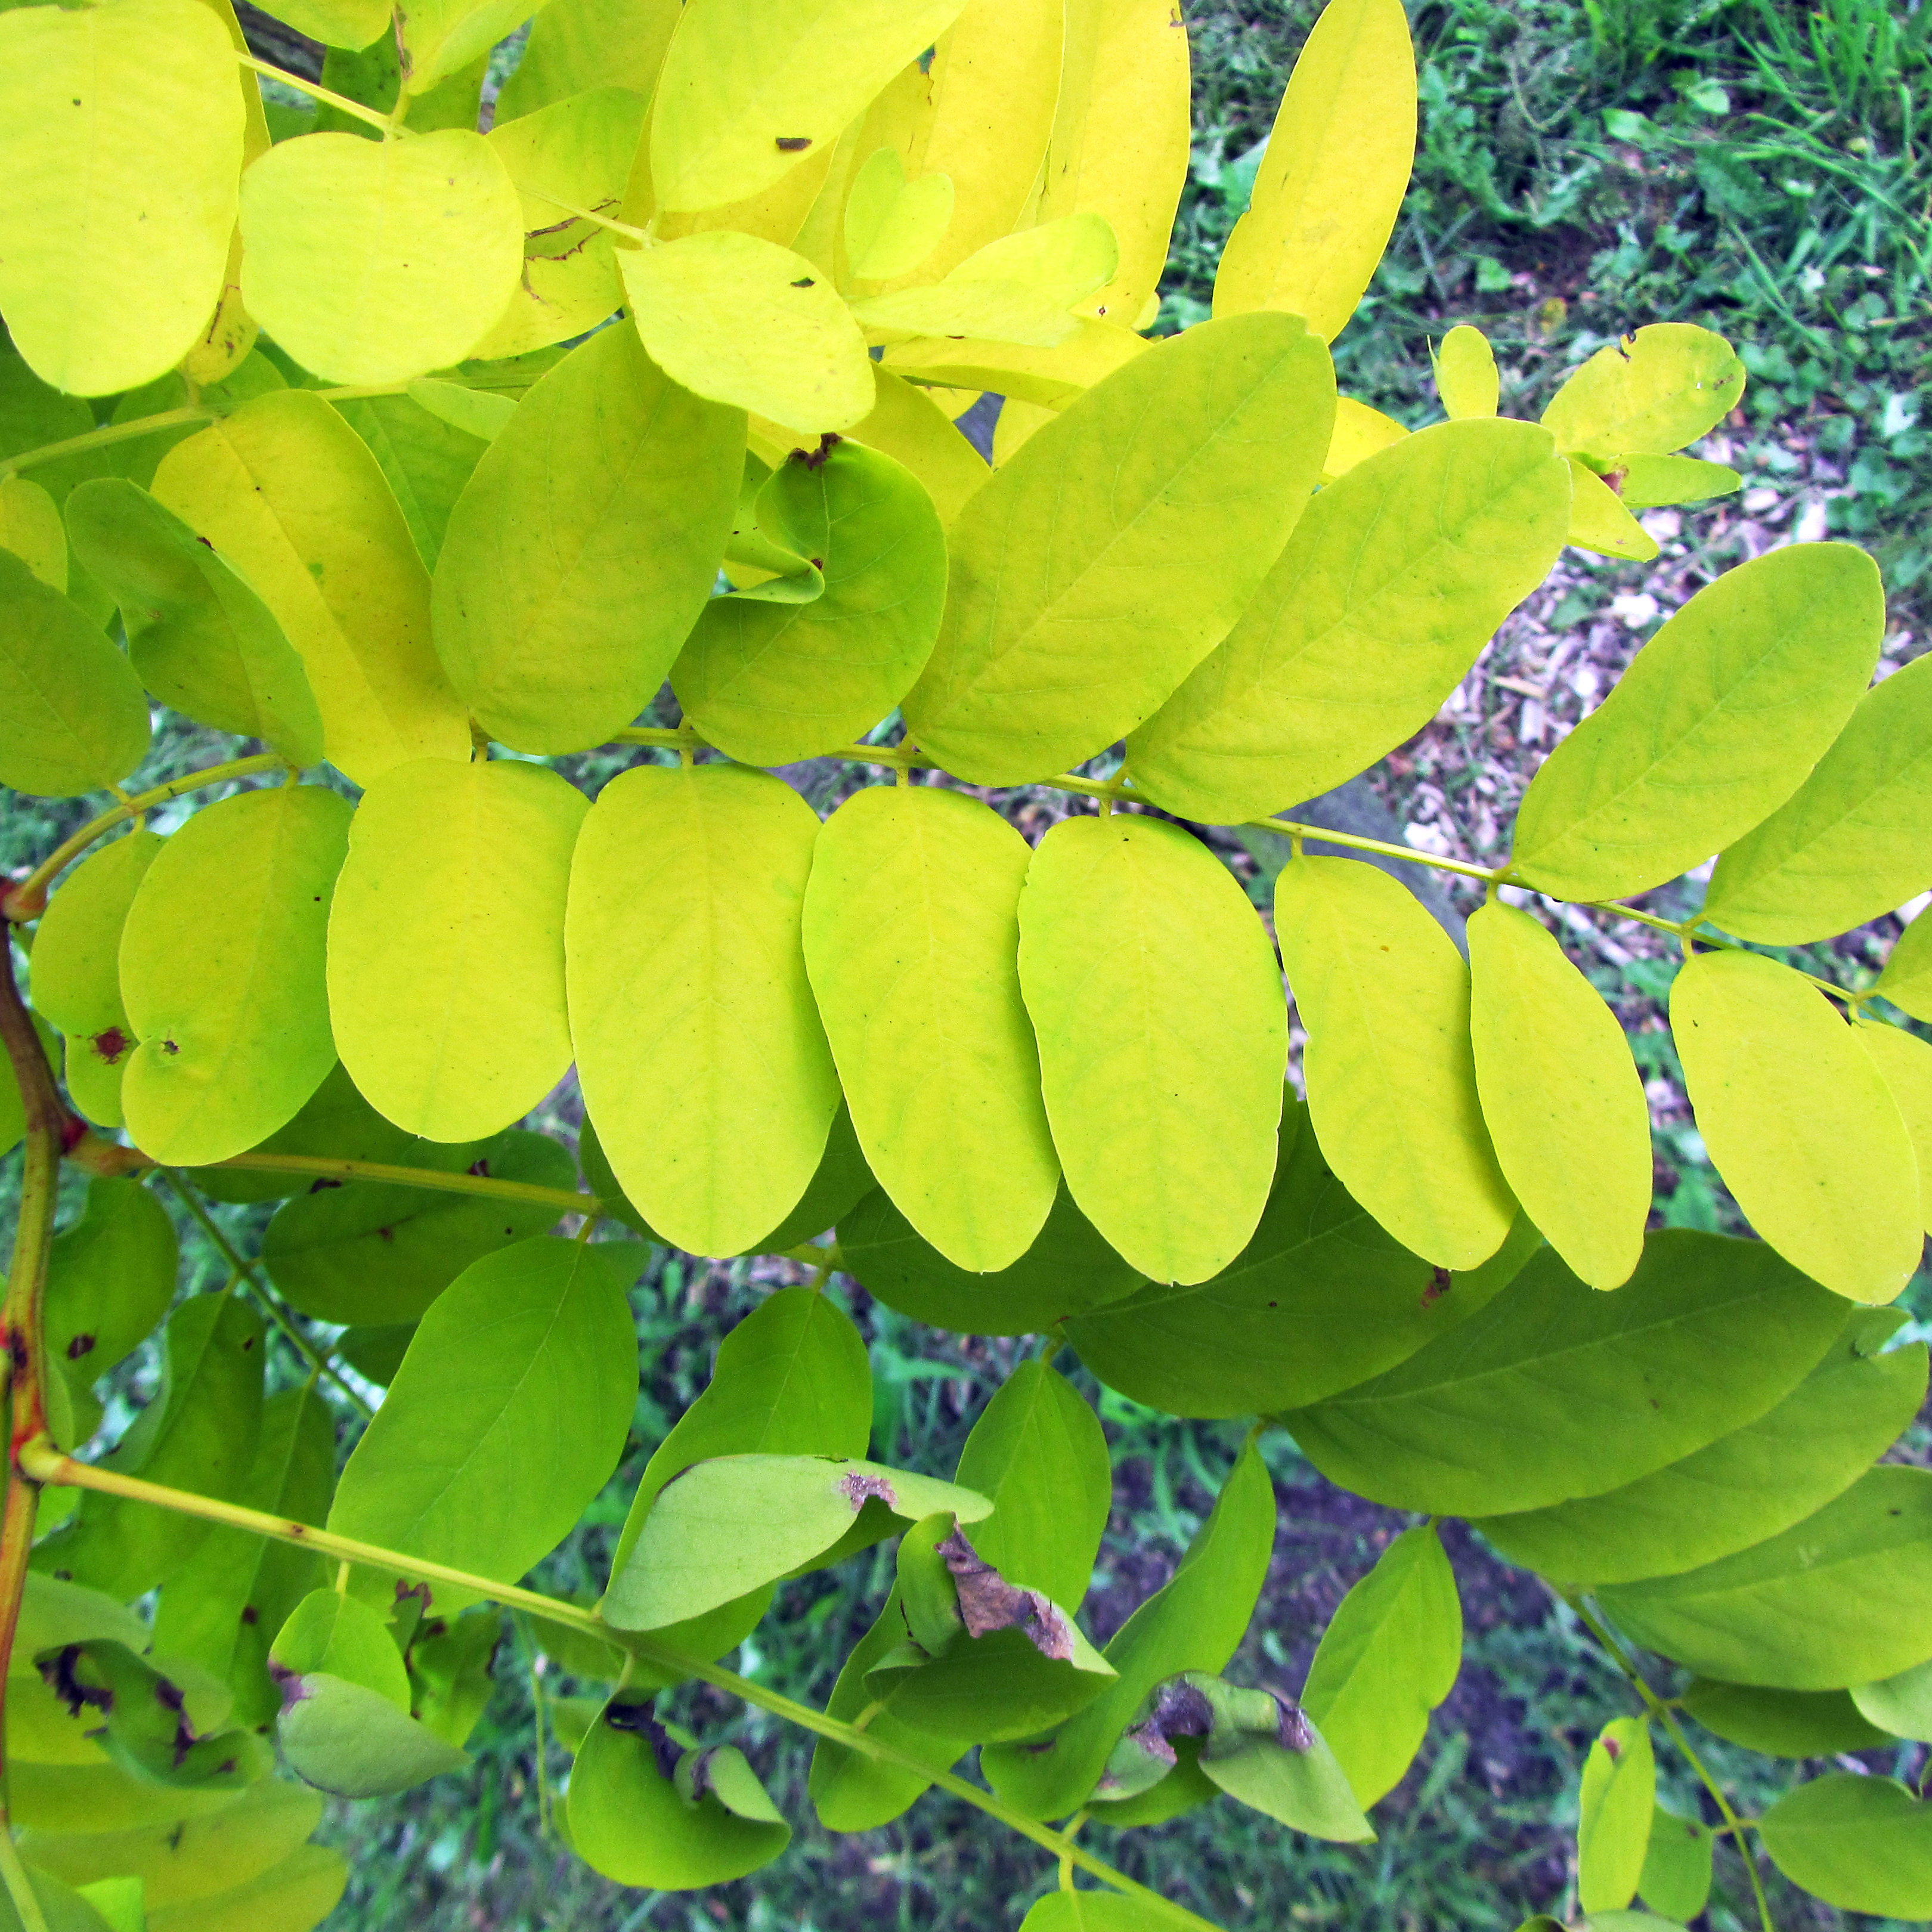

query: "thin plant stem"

left=0, top=1829, right=49, bottom=1932
left=196, top=1153, right=600, bottom=1216
left=234, top=51, right=394, bottom=133
left=18, top=1438, right=1227, bottom=1932
left=4, top=754, right=289, bottom=918
left=0, top=407, right=214, bottom=481
left=1568, top=1595, right=1776, bottom=1932
left=157, top=1171, right=375, bottom=1422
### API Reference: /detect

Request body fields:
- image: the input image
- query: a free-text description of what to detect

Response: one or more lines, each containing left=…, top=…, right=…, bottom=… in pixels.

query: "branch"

left=20, top=1437, right=1227, bottom=1932
left=0, top=407, right=213, bottom=483
left=199, top=1153, right=600, bottom=1216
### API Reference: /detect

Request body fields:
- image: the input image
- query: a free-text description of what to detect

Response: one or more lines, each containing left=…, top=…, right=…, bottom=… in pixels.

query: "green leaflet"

left=143, top=1843, right=346, bottom=1932
left=475, top=87, right=645, bottom=360
left=327, top=757, right=588, bottom=1141
left=568, top=1693, right=789, bottom=1888
left=1855, top=1657, right=1932, bottom=1741
left=1020, top=1894, right=1172, bottom=1932
left=153, top=391, right=471, bottom=786
left=34, top=1295, right=265, bottom=1602
left=674, top=442, right=947, bottom=763
left=332, top=394, right=488, bottom=571
left=605, top=1285, right=871, bottom=1587
left=1706, top=650, right=1932, bottom=943
left=42, top=1178, right=178, bottom=1451
left=842, top=148, right=955, bottom=281
left=18, top=833, right=150, bottom=1048
left=850, top=215, right=1120, bottom=346
left=1300, top=1522, right=1461, bottom=1808
left=603, top=1455, right=990, bottom=1630
left=1209, top=0, right=1416, bottom=341
left=1476, top=1309, right=1927, bottom=1586
left=433, top=324, right=742, bottom=754
left=152, top=1388, right=334, bottom=1729
left=982, top=1439, right=1275, bottom=1821
left=1467, top=900, right=1652, bottom=1290
left=1540, top=324, right=1745, bottom=463
left=1618, top=453, right=1740, bottom=508
left=802, top=785, right=1058, bottom=1271
left=495, top=0, right=680, bottom=119
left=847, top=371, right=989, bottom=528
left=1017, top=813, right=1287, bottom=1286
left=835, top=1182, right=1144, bottom=1335
left=1565, top=459, right=1658, bottom=563
left=1435, top=326, right=1498, bottom=418
left=0, top=1863, right=117, bottom=1932
left=329, top=1236, right=639, bottom=1615
left=1638, top=1807, right=1714, bottom=1922
left=1280, top=1230, right=1846, bottom=1516
left=334, top=1326, right=415, bottom=1389
left=1129, top=419, right=1568, bottom=825
left=0, top=0, right=243, bottom=396
left=903, top=312, right=1335, bottom=784
left=20, top=1782, right=324, bottom=1915
left=64, top=479, right=324, bottom=766
left=1879, top=903, right=1932, bottom=1023
left=1670, top=948, right=1921, bottom=1303
left=1275, top=856, right=1515, bottom=1270
left=954, top=1361, right=1111, bottom=1609
left=1510, top=543, right=1883, bottom=900
left=566, top=763, right=840, bottom=1258
left=649, top=0, right=970, bottom=212
left=410, top=1608, right=501, bottom=1747
left=271, top=1591, right=410, bottom=1708
left=1066, top=1101, right=1498, bottom=1419
left=1577, top=1718, right=1655, bottom=1914
left=1863, top=1018, right=1932, bottom=1236
left=1600, top=1466, right=1932, bottom=1689
left=35, top=1639, right=252, bottom=1792
left=9, top=1760, right=249, bottom=1837
left=277, top=1674, right=469, bottom=1798
left=619, top=237, right=877, bottom=433
left=0, top=476, right=67, bottom=590
left=240, top=131, right=524, bottom=386
left=1679, top=1679, right=1888, bottom=1757
left=118, top=785, right=350, bottom=1167
left=1758, top=1774, right=1932, bottom=1917
left=0, top=552, right=150, bottom=799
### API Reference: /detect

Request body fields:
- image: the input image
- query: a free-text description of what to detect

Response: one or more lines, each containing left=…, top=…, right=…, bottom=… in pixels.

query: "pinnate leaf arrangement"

left=0, top=0, right=1928, bottom=1927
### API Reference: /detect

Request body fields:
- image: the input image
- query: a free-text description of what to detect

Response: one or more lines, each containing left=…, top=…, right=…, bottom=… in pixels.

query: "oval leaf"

left=1759, top=1774, right=1932, bottom=1919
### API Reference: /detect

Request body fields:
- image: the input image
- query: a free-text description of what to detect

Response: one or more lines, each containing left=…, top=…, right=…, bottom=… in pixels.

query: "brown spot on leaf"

left=90, top=1027, right=129, bottom=1064
left=308, top=1176, right=342, bottom=1192
left=66, top=1333, right=96, bottom=1361
left=1421, top=1267, right=1451, bottom=1308
left=798, top=432, right=842, bottom=470
left=775, top=135, right=812, bottom=151
left=602, top=1696, right=680, bottom=1778
left=42, top=1647, right=112, bottom=1719
left=937, top=1525, right=1074, bottom=1660
left=837, top=1470, right=897, bottom=1512
left=240, top=1605, right=258, bottom=1624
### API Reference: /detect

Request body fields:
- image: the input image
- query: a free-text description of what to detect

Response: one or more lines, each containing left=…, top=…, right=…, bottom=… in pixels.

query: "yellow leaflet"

left=432, top=324, right=742, bottom=754
left=120, top=786, right=352, bottom=1166
left=880, top=318, right=1147, bottom=408
left=1566, top=459, right=1659, bottom=561
left=400, top=0, right=557, bottom=95
left=0, top=555, right=150, bottom=800
left=649, top=0, right=971, bottom=213
left=1880, top=907, right=1932, bottom=1026
left=1705, top=651, right=1932, bottom=945
left=1466, top=901, right=1649, bottom=1289
left=1541, top=323, right=1745, bottom=462
left=1131, top=419, right=1569, bottom=825
left=1323, top=394, right=1407, bottom=481
left=1512, top=543, right=1883, bottom=903
left=853, top=0, right=1063, bottom=287
left=0, top=0, right=243, bottom=395
left=251, top=0, right=387, bottom=49
left=153, top=392, right=470, bottom=786
left=240, top=132, right=524, bottom=386
left=1620, top=453, right=1742, bottom=508
left=852, top=215, right=1119, bottom=347
left=844, top=150, right=956, bottom=282
left=565, top=764, right=840, bottom=1257
left=496, top=0, right=681, bottom=120
left=789, top=122, right=872, bottom=278
left=0, top=478, right=66, bottom=592
left=846, top=371, right=987, bottom=526
left=148, top=1844, right=348, bottom=1932
left=328, top=758, right=588, bottom=1142
left=1275, top=857, right=1515, bottom=1270
left=472, top=88, right=647, bottom=361
left=1212, top=0, right=1416, bottom=342
left=1016, top=814, right=1287, bottom=1285
left=620, top=233, right=875, bottom=432
left=1434, top=325, right=1498, bottom=419
left=1038, top=0, right=1193, bottom=326
left=905, top=312, right=1335, bottom=785
left=1671, top=949, right=1920, bottom=1304
left=802, top=786, right=1059, bottom=1271
left=991, top=397, right=1055, bottom=466
left=32, top=832, right=163, bottom=1045
left=1858, top=1023, right=1932, bottom=1238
